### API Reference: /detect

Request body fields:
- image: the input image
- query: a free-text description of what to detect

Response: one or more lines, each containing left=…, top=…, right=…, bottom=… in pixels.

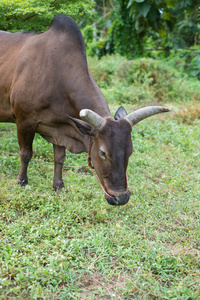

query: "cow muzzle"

left=105, top=191, right=131, bottom=206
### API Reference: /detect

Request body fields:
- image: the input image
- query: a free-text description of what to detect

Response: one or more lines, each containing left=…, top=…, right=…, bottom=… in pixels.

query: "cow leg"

left=53, top=144, right=66, bottom=191
left=16, top=121, right=35, bottom=186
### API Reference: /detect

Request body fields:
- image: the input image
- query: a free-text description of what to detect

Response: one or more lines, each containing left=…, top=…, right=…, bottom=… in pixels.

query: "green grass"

left=0, top=114, right=200, bottom=299
left=0, top=55, right=200, bottom=299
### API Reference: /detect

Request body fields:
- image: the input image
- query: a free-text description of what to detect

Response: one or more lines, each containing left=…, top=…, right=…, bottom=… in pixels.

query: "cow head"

left=68, top=106, right=170, bottom=206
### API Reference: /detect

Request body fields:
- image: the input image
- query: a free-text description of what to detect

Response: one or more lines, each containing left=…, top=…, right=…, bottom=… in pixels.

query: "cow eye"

left=99, top=149, right=107, bottom=158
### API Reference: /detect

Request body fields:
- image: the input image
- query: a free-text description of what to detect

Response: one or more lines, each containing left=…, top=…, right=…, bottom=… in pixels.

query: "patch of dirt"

left=79, top=270, right=132, bottom=300
left=165, top=243, right=200, bottom=256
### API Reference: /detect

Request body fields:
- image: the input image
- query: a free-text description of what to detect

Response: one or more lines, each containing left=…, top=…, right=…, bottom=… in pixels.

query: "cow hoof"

left=54, top=187, right=68, bottom=193
left=53, top=181, right=66, bottom=191
left=16, top=178, right=28, bottom=187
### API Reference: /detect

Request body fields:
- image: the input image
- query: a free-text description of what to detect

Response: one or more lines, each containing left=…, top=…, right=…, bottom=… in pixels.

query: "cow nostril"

left=105, top=192, right=130, bottom=206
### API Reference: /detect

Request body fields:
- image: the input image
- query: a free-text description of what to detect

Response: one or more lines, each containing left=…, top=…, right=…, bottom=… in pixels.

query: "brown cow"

left=0, top=15, right=170, bottom=205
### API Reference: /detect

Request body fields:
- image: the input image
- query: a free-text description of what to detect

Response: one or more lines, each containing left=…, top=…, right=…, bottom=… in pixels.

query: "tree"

left=0, top=0, right=94, bottom=32
left=82, top=0, right=199, bottom=59
left=111, top=0, right=142, bottom=57
left=127, top=0, right=200, bottom=50
left=82, top=0, right=143, bottom=58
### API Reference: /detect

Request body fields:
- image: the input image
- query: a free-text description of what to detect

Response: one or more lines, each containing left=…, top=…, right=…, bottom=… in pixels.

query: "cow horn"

left=80, top=109, right=105, bottom=130
left=125, top=106, right=171, bottom=126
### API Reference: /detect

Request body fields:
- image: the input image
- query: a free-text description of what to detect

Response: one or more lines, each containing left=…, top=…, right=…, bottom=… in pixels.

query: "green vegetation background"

left=0, top=1, right=200, bottom=299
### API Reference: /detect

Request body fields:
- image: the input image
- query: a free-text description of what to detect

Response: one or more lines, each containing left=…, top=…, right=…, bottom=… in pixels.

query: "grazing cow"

left=0, top=14, right=170, bottom=205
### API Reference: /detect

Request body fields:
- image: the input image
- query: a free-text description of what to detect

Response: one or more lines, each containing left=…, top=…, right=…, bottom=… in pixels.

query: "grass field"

left=0, top=57, right=200, bottom=299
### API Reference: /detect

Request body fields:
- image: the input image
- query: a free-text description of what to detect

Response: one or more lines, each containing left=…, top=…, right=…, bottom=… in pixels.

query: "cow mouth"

left=105, top=191, right=131, bottom=206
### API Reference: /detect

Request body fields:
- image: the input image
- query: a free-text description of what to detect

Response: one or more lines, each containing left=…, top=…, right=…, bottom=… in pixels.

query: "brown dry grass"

left=174, top=100, right=200, bottom=123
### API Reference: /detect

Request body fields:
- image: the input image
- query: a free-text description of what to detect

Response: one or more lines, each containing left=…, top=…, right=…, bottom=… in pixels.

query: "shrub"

left=115, top=58, right=200, bottom=103
left=89, top=55, right=200, bottom=105
left=88, top=54, right=126, bottom=88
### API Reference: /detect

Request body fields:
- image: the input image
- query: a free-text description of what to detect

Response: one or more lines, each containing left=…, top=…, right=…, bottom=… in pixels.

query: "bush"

left=88, top=55, right=200, bottom=105
left=146, top=48, right=200, bottom=80
left=88, top=54, right=126, bottom=88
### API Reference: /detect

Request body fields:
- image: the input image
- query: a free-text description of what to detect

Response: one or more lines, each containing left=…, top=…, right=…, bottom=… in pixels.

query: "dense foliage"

left=0, top=0, right=94, bottom=32
left=1, top=1, right=199, bottom=52
left=82, top=0, right=200, bottom=58
left=127, top=0, right=199, bottom=50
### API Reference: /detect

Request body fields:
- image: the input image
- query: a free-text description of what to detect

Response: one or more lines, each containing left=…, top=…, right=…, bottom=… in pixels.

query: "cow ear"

left=66, top=115, right=96, bottom=136
left=114, top=106, right=128, bottom=120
